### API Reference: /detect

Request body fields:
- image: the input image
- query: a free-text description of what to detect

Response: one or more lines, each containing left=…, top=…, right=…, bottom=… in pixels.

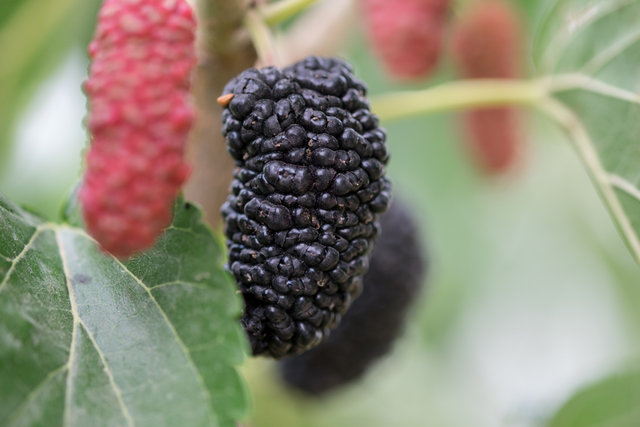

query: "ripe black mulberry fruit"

left=279, top=198, right=427, bottom=394
left=221, top=57, right=392, bottom=358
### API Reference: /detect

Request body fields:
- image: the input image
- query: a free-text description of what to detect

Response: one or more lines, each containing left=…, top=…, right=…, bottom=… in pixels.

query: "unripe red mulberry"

left=451, top=0, right=523, bottom=174
left=80, top=0, right=196, bottom=258
left=360, top=0, right=450, bottom=80
left=463, top=107, right=520, bottom=173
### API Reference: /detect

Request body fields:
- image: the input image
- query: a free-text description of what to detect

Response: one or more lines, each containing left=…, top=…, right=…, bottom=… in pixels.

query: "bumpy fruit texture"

left=80, top=0, right=196, bottom=258
left=280, top=198, right=427, bottom=395
left=360, top=0, right=450, bottom=80
left=451, top=0, right=523, bottom=174
left=221, top=57, right=391, bottom=358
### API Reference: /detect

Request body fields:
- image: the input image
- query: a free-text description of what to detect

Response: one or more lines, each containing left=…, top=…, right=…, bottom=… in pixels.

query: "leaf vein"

left=582, top=26, right=640, bottom=75
left=62, top=320, right=79, bottom=427
left=539, top=97, right=640, bottom=264
left=55, top=229, right=136, bottom=427
left=4, top=364, right=67, bottom=426
left=547, top=73, right=640, bottom=105
left=149, top=280, right=210, bottom=291
left=608, top=174, right=640, bottom=203
left=539, top=0, right=636, bottom=72
left=113, top=258, right=217, bottom=426
left=78, top=320, right=136, bottom=427
left=164, top=225, right=194, bottom=233
left=0, top=223, right=50, bottom=295
left=0, top=201, right=43, bottom=227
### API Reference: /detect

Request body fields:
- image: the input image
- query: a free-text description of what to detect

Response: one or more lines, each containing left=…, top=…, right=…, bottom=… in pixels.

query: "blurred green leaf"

left=0, top=0, right=100, bottom=170
left=549, top=371, right=640, bottom=427
left=0, top=0, right=22, bottom=29
left=0, top=195, right=249, bottom=427
left=534, top=0, right=640, bottom=265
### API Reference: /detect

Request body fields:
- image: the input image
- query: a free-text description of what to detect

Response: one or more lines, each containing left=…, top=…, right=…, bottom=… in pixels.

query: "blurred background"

left=1, top=0, right=639, bottom=426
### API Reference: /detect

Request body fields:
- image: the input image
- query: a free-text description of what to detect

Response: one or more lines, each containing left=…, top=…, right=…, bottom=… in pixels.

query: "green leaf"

left=549, top=371, right=640, bottom=427
left=0, top=0, right=23, bottom=29
left=0, top=0, right=101, bottom=168
left=0, top=195, right=249, bottom=427
left=533, top=0, right=640, bottom=264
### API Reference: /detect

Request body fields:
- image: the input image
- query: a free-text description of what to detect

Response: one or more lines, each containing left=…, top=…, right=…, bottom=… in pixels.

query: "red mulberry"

left=451, top=0, right=523, bottom=174
left=221, top=57, right=392, bottom=358
left=80, top=0, right=196, bottom=258
left=280, top=198, right=427, bottom=394
left=360, top=0, right=450, bottom=80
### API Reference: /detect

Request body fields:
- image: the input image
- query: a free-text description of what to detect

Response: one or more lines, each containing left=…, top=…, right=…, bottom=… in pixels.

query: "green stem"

left=185, top=0, right=257, bottom=228
left=244, top=8, right=280, bottom=67
left=260, top=0, right=320, bottom=26
left=371, top=79, right=547, bottom=122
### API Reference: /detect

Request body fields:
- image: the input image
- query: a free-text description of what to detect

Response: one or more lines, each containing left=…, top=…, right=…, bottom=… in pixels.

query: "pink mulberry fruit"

left=80, top=0, right=196, bottom=258
left=451, top=0, right=523, bottom=174
left=360, top=0, right=450, bottom=81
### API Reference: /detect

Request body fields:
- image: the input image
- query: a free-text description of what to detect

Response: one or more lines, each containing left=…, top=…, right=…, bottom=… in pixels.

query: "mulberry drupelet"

left=279, top=199, right=427, bottom=394
left=220, top=57, right=391, bottom=358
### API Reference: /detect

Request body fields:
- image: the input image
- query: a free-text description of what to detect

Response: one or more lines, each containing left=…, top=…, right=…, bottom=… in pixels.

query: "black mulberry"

left=279, top=198, right=427, bottom=394
left=221, top=57, right=392, bottom=358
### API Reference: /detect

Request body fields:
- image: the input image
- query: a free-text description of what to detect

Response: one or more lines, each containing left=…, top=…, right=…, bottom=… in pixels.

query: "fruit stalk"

left=244, top=7, right=281, bottom=67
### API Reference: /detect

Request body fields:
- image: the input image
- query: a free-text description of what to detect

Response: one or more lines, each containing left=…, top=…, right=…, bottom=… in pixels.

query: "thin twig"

left=244, top=8, right=281, bottom=67
left=184, top=0, right=257, bottom=229
left=260, top=0, right=320, bottom=26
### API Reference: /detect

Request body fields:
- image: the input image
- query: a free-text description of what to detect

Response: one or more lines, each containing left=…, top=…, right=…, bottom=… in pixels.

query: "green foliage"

left=0, top=0, right=22, bottom=28
left=0, top=0, right=100, bottom=167
left=549, top=371, right=640, bottom=427
left=535, top=0, right=640, bottom=264
left=0, top=195, right=249, bottom=427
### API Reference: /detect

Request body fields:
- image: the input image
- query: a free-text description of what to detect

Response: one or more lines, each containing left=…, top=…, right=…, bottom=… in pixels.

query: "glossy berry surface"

left=221, top=57, right=391, bottom=358
left=280, top=198, right=427, bottom=394
left=360, top=0, right=450, bottom=80
left=80, top=0, right=196, bottom=258
left=451, top=0, right=523, bottom=174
